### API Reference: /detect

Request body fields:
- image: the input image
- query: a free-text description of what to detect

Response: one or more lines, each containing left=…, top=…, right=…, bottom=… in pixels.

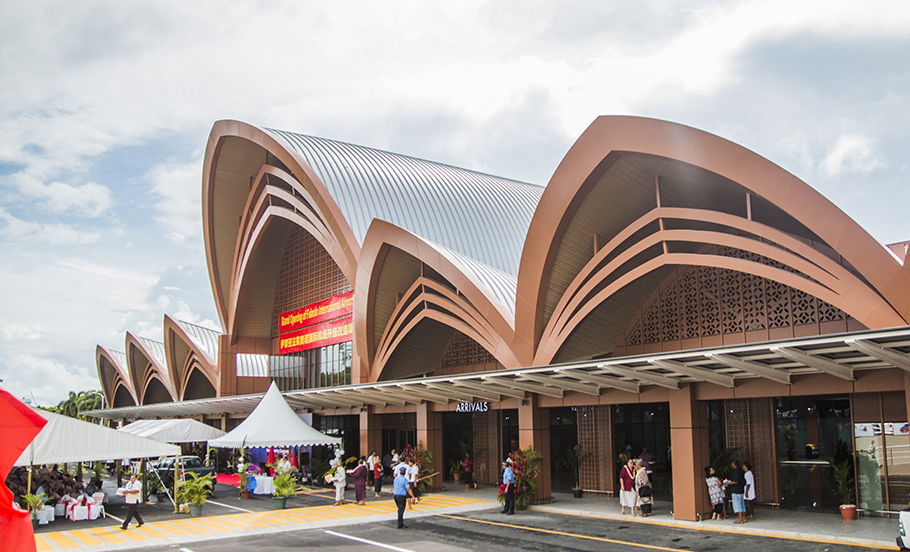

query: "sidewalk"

left=530, top=491, right=898, bottom=550
left=32, top=485, right=900, bottom=550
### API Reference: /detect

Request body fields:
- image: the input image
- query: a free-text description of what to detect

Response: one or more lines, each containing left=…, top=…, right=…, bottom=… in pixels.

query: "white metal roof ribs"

left=598, top=365, right=680, bottom=389
left=705, top=353, right=792, bottom=385
left=770, top=346, right=854, bottom=381
left=649, top=359, right=736, bottom=388
left=845, top=339, right=910, bottom=372
left=85, top=326, right=910, bottom=420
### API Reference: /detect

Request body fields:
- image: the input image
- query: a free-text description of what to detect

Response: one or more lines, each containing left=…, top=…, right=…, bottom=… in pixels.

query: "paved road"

left=127, top=509, right=893, bottom=552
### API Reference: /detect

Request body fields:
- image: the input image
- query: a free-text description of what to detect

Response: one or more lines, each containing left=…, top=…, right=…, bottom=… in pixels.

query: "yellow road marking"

left=34, top=535, right=53, bottom=552
left=87, top=527, right=127, bottom=544
left=438, top=514, right=711, bottom=552
left=223, top=513, right=271, bottom=528
left=43, top=531, right=80, bottom=549
left=109, top=526, right=150, bottom=541
left=67, top=529, right=103, bottom=546
left=148, top=520, right=191, bottom=536
left=168, top=518, right=213, bottom=534
left=531, top=510, right=895, bottom=550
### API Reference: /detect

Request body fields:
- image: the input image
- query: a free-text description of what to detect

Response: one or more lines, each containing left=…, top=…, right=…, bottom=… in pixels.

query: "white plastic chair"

left=91, top=492, right=106, bottom=505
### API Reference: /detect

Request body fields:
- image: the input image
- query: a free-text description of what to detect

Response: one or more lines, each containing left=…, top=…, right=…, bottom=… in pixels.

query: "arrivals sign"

left=455, top=401, right=489, bottom=413
left=279, top=316, right=354, bottom=354
left=279, top=291, right=354, bottom=334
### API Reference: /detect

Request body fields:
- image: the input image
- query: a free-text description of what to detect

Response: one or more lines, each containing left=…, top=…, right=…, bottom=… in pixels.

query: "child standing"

left=704, top=466, right=725, bottom=520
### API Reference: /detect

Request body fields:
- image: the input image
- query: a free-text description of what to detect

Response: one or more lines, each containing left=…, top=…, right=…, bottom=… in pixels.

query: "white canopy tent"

left=208, top=382, right=342, bottom=449
left=15, top=410, right=179, bottom=466
left=118, top=419, right=226, bottom=444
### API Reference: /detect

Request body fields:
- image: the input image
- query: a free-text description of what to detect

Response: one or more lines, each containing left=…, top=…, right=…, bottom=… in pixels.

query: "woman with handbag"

left=634, top=459, right=652, bottom=517
left=619, top=458, right=637, bottom=515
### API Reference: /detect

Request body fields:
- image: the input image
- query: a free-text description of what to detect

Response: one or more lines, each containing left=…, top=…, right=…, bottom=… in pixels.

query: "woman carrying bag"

left=634, top=459, right=652, bottom=517
left=619, top=458, right=637, bottom=515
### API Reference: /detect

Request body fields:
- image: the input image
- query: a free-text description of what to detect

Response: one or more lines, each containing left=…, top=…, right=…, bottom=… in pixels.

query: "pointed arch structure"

left=96, top=346, right=136, bottom=408
left=202, top=120, right=543, bottom=382
left=163, top=316, right=219, bottom=401
left=125, top=333, right=176, bottom=405
left=515, top=116, right=910, bottom=365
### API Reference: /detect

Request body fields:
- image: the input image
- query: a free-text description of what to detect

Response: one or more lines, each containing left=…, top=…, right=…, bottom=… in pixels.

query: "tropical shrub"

left=497, top=446, right=543, bottom=509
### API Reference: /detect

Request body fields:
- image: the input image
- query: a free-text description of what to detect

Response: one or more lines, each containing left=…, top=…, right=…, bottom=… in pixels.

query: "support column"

left=416, top=403, right=444, bottom=492
left=360, top=408, right=383, bottom=463
left=518, top=395, right=551, bottom=504
left=669, top=383, right=711, bottom=521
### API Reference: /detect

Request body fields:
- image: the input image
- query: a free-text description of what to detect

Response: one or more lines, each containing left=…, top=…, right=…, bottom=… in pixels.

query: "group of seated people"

left=5, top=465, right=103, bottom=509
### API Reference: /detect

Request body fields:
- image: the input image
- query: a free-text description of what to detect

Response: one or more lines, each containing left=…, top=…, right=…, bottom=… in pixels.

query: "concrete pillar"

left=416, top=403, right=444, bottom=491
left=518, top=395, right=552, bottom=504
left=360, top=408, right=383, bottom=462
left=669, top=383, right=711, bottom=521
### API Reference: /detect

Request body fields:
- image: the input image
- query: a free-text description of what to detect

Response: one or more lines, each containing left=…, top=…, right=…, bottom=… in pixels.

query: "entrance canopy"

left=208, top=382, right=341, bottom=449
left=15, top=410, right=179, bottom=466
left=118, top=418, right=226, bottom=443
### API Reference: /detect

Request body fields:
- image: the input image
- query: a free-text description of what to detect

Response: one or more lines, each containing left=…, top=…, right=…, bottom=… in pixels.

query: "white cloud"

left=1, top=323, right=42, bottom=341
left=0, top=207, right=102, bottom=245
left=820, top=133, right=885, bottom=177
left=0, top=353, right=99, bottom=408
left=146, top=158, right=203, bottom=245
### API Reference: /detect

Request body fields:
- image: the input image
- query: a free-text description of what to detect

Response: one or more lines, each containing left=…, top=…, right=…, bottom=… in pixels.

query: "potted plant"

left=781, top=424, right=799, bottom=461
left=562, top=444, right=592, bottom=498
left=272, top=469, right=297, bottom=510
left=239, top=468, right=251, bottom=499
left=830, top=459, right=856, bottom=520
left=23, top=492, right=46, bottom=530
left=154, top=477, right=168, bottom=503
left=177, top=473, right=213, bottom=517
left=449, top=459, right=464, bottom=483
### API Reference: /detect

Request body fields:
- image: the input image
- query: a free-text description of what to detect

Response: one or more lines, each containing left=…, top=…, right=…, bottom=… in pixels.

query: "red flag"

left=0, top=387, right=48, bottom=552
left=268, top=447, right=275, bottom=476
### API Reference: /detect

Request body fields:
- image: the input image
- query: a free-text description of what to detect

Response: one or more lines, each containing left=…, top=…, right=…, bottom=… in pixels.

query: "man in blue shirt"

left=393, top=465, right=414, bottom=528
left=501, top=459, right=514, bottom=515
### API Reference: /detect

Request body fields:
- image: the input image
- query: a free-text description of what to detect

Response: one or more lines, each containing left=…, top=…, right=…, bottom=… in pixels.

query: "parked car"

left=153, top=456, right=214, bottom=488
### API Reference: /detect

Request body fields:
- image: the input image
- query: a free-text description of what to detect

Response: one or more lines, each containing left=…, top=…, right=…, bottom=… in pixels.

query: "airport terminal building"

left=93, top=116, right=910, bottom=520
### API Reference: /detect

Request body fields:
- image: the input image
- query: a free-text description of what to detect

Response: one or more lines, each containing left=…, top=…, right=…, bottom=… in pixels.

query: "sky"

left=1, top=1, right=908, bottom=406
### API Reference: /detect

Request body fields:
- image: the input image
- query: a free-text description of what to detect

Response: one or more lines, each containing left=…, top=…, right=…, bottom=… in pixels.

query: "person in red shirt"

left=463, top=453, right=476, bottom=490
left=373, top=456, right=384, bottom=497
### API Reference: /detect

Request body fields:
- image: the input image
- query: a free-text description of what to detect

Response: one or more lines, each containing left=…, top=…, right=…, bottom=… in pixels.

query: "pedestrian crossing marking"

left=67, top=530, right=104, bottom=546
left=34, top=535, right=54, bottom=552
left=35, top=494, right=491, bottom=550
left=43, top=530, right=80, bottom=549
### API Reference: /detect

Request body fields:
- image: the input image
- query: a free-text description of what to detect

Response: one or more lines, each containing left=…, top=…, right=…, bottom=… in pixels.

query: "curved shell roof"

left=265, top=128, right=544, bottom=277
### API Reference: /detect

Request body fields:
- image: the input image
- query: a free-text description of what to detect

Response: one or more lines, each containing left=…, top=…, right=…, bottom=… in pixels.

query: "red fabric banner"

left=278, top=316, right=353, bottom=354
left=279, top=291, right=354, bottom=334
left=0, top=386, right=48, bottom=552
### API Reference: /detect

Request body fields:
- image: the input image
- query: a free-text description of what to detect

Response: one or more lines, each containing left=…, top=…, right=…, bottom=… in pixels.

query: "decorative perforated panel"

left=472, top=410, right=501, bottom=485
left=725, top=398, right=778, bottom=505
left=618, top=246, right=854, bottom=353
left=577, top=405, right=614, bottom=494
left=271, top=227, right=351, bottom=338
left=440, top=331, right=497, bottom=369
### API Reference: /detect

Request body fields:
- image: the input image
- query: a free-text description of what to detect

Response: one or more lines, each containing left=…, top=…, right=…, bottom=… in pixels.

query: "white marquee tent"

left=15, top=410, right=179, bottom=466
left=118, top=418, right=226, bottom=444
left=208, top=382, right=341, bottom=449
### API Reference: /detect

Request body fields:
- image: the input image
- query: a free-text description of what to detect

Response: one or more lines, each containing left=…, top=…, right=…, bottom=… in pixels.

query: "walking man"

left=120, top=474, right=144, bottom=530
left=393, top=465, right=414, bottom=529
left=501, top=459, right=514, bottom=515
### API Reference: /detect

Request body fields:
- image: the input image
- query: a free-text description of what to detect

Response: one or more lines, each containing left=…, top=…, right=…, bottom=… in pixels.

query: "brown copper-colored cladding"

left=163, top=315, right=218, bottom=401
left=96, top=345, right=137, bottom=408
left=516, top=116, right=910, bottom=365
left=354, top=219, right=519, bottom=384
left=202, top=120, right=361, bottom=335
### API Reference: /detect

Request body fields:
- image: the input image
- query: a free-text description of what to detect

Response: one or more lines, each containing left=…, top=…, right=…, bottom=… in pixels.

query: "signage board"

left=279, top=291, right=354, bottom=334
left=279, top=316, right=353, bottom=354
left=455, top=401, right=489, bottom=413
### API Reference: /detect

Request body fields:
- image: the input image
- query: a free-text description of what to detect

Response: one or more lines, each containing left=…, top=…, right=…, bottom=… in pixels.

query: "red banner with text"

left=279, top=316, right=353, bottom=354
left=279, top=291, right=354, bottom=334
